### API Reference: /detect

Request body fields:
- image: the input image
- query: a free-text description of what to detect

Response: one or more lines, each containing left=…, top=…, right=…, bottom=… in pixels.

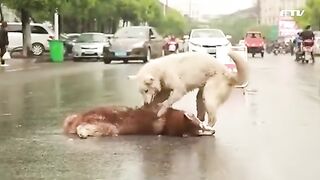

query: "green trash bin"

left=49, top=40, right=64, bottom=62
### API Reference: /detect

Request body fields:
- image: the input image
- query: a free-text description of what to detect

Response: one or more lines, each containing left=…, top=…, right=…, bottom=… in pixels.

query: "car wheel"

left=32, top=43, right=45, bottom=56
left=73, top=57, right=80, bottom=62
left=252, top=53, right=255, bottom=58
left=261, top=52, right=264, bottom=58
left=104, top=58, right=112, bottom=64
left=63, top=46, right=68, bottom=56
left=143, top=48, right=151, bottom=63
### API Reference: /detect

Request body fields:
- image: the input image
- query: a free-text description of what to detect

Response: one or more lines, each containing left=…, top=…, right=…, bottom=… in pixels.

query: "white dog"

left=129, top=51, right=248, bottom=127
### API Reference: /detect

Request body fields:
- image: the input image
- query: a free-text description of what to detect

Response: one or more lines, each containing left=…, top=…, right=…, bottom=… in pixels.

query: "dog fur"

left=128, top=50, right=248, bottom=127
left=63, top=105, right=215, bottom=138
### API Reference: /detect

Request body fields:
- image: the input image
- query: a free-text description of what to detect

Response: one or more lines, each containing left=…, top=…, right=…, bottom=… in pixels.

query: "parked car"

left=187, top=28, right=232, bottom=57
left=238, top=39, right=245, bottom=46
left=6, top=22, right=54, bottom=56
left=72, top=32, right=110, bottom=61
left=103, top=26, right=164, bottom=64
left=314, top=38, right=320, bottom=55
left=60, top=33, right=80, bottom=55
left=244, top=31, right=265, bottom=58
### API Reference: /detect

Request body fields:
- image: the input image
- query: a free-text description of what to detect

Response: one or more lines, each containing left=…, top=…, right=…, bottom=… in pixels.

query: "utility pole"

left=189, top=0, right=192, bottom=17
left=257, top=0, right=261, bottom=25
left=163, top=0, right=168, bottom=16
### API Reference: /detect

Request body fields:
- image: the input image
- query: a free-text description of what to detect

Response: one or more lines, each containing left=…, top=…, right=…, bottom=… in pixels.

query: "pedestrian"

left=0, top=21, right=9, bottom=66
left=289, top=39, right=294, bottom=56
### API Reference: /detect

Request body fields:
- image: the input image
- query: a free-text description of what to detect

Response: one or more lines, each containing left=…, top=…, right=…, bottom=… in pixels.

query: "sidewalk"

left=0, top=54, right=74, bottom=72
left=0, top=58, right=40, bottom=72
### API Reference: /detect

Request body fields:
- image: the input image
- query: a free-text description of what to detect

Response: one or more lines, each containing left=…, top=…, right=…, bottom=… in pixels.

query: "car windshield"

left=68, top=35, right=80, bottom=41
left=246, top=33, right=262, bottom=38
left=76, top=34, right=106, bottom=43
left=191, top=30, right=225, bottom=38
left=114, top=28, right=147, bottom=38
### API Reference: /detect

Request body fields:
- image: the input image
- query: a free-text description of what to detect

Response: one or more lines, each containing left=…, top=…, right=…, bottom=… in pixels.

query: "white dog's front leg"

left=157, top=89, right=186, bottom=117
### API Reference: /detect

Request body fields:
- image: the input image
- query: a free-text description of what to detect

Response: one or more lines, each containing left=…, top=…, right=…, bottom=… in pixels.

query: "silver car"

left=72, top=33, right=110, bottom=61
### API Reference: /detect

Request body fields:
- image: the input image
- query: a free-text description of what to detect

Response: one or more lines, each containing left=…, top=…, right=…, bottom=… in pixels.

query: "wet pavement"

left=0, top=54, right=319, bottom=180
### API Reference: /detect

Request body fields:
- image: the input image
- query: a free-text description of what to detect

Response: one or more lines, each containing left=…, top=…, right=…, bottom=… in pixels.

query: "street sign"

left=278, top=16, right=300, bottom=37
left=280, top=10, right=305, bottom=17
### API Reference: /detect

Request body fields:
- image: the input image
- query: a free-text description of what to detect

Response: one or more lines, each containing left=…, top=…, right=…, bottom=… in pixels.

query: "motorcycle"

left=163, top=39, right=179, bottom=56
left=301, top=39, right=315, bottom=64
left=273, top=46, right=280, bottom=55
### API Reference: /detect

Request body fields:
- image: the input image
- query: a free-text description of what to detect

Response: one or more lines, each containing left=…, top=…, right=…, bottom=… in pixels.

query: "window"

left=114, top=27, right=148, bottom=38
left=31, top=26, right=48, bottom=34
left=7, top=24, right=22, bottom=33
left=76, top=33, right=107, bottom=43
left=149, top=29, right=154, bottom=37
left=151, top=28, right=161, bottom=39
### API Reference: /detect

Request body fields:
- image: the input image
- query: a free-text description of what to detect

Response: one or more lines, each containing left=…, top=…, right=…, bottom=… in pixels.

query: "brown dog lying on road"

left=63, top=104, right=215, bottom=138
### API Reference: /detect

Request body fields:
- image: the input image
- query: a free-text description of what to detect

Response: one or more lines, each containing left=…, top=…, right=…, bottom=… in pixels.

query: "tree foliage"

left=295, top=0, right=320, bottom=30
left=2, top=0, right=189, bottom=56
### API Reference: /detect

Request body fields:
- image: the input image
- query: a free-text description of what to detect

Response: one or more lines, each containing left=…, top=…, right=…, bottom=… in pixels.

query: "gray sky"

left=160, top=0, right=256, bottom=16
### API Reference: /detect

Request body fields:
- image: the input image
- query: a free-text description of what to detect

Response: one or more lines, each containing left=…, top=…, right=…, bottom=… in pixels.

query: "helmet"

left=305, top=25, right=311, bottom=30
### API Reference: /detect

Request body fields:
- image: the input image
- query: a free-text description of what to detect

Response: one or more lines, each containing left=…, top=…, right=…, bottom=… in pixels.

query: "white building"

left=259, top=0, right=306, bottom=25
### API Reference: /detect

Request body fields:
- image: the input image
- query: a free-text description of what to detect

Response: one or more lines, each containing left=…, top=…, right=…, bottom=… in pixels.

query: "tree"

left=295, top=0, right=320, bottom=30
left=3, top=0, right=64, bottom=56
left=3, top=0, right=190, bottom=55
left=0, top=3, right=4, bottom=22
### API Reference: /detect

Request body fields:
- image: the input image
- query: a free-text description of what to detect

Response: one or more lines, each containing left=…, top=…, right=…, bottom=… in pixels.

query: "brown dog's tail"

left=227, top=50, right=249, bottom=86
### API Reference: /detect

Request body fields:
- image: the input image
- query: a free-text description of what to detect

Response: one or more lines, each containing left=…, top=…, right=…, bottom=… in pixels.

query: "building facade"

left=259, top=0, right=306, bottom=25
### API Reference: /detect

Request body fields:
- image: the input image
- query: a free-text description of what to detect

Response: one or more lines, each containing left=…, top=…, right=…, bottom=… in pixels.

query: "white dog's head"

left=128, top=74, right=161, bottom=104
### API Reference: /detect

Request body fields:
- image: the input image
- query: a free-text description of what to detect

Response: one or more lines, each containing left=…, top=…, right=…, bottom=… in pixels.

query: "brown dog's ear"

left=184, top=112, right=195, bottom=120
left=183, top=112, right=201, bottom=123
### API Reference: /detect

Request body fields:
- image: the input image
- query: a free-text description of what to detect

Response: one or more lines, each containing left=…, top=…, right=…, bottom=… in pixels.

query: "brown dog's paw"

left=76, top=124, right=100, bottom=139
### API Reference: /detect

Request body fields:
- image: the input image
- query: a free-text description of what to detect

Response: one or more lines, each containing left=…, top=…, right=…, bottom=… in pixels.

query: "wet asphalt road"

left=0, top=54, right=319, bottom=180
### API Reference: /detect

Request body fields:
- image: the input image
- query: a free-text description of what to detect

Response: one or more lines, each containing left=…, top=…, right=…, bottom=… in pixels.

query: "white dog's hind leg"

left=196, top=88, right=206, bottom=121
left=203, top=75, right=233, bottom=127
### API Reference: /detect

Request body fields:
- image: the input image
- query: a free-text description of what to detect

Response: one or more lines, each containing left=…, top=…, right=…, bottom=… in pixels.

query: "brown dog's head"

left=63, top=114, right=82, bottom=134
left=161, top=107, right=210, bottom=136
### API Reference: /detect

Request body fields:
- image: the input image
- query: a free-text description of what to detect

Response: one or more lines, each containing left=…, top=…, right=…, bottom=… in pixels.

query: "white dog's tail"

left=227, top=51, right=249, bottom=86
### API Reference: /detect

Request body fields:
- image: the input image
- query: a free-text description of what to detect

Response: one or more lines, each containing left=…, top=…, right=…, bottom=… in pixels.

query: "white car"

left=6, top=22, right=55, bottom=56
left=314, top=38, right=320, bottom=55
left=72, top=32, right=110, bottom=61
left=238, top=40, right=245, bottom=46
left=188, top=28, right=232, bottom=57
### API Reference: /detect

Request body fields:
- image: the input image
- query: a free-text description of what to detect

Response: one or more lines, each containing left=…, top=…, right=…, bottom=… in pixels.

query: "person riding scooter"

left=293, top=32, right=303, bottom=60
left=272, top=40, right=281, bottom=55
left=300, top=25, right=315, bottom=62
left=163, top=35, right=179, bottom=55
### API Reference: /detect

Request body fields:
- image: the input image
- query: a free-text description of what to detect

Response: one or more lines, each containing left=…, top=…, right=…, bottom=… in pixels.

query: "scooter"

left=163, top=40, right=179, bottom=56
left=301, top=39, right=315, bottom=64
left=273, top=46, right=280, bottom=55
